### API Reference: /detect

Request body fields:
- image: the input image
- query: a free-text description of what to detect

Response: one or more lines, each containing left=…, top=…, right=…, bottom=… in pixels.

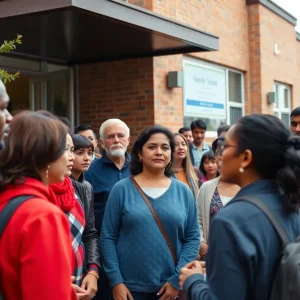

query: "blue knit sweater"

left=100, top=177, right=200, bottom=293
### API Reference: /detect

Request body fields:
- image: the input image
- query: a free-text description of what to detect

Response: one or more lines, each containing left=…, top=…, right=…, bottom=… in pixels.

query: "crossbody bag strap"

left=130, top=176, right=177, bottom=265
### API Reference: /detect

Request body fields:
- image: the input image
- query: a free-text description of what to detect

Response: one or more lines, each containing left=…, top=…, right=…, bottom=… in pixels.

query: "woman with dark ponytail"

left=180, top=114, right=300, bottom=300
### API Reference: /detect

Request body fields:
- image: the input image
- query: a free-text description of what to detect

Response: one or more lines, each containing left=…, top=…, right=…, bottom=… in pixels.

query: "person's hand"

left=80, top=273, right=98, bottom=299
left=72, top=283, right=88, bottom=299
left=112, top=283, right=133, bottom=300
left=200, top=242, right=208, bottom=259
left=179, top=261, right=206, bottom=290
left=157, top=282, right=179, bottom=300
left=71, top=277, right=87, bottom=299
left=180, top=261, right=206, bottom=290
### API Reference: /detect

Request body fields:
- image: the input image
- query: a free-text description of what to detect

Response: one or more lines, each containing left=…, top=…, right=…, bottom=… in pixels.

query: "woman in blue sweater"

left=100, top=125, right=200, bottom=300
left=180, top=114, right=300, bottom=299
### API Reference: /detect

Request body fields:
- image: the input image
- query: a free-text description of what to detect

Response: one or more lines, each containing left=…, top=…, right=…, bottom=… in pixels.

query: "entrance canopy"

left=0, top=0, right=219, bottom=64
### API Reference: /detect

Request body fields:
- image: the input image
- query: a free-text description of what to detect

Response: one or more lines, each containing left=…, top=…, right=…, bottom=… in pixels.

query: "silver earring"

left=46, top=165, right=50, bottom=178
left=239, top=167, right=244, bottom=173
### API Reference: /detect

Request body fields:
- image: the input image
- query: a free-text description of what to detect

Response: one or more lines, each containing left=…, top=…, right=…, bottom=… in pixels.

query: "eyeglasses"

left=220, top=144, right=237, bottom=152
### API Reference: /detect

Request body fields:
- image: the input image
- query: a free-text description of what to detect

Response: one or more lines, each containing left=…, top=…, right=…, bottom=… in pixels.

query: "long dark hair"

left=171, top=133, right=199, bottom=197
left=199, top=150, right=217, bottom=176
left=0, top=111, right=68, bottom=191
left=233, top=114, right=300, bottom=211
left=130, top=125, right=175, bottom=176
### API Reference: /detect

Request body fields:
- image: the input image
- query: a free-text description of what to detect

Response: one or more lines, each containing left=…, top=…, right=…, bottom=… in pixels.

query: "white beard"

left=107, top=147, right=126, bottom=157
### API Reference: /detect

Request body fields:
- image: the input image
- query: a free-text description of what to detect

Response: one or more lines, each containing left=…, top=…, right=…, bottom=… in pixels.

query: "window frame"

left=273, top=82, right=291, bottom=126
left=226, top=69, right=245, bottom=125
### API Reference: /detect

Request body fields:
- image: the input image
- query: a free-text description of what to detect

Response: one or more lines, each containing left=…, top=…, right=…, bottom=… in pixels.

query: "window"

left=273, top=82, right=291, bottom=127
left=183, top=59, right=244, bottom=136
left=228, top=70, right=243, bottom=124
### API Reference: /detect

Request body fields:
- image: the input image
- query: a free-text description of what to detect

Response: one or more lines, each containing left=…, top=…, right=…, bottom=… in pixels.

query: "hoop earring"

left=239, top=167, right=244, bottom=173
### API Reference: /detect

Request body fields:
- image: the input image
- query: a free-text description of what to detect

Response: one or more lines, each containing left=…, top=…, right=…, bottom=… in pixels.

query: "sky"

left=271, top=0, right=300, bottom=32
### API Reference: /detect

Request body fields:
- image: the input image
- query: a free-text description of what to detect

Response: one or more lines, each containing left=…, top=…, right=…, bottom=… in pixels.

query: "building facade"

left=0, top=0, right=299, bottom=140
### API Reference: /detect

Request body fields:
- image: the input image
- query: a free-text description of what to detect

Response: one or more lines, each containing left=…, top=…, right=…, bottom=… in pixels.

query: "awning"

left=0, top=0, right=219, bottom=64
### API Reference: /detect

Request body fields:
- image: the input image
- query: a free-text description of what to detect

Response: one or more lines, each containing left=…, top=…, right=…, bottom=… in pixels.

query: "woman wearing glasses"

left=196, top=135, right=240, bottom=260
left=181, top=115, right=300, bottom=300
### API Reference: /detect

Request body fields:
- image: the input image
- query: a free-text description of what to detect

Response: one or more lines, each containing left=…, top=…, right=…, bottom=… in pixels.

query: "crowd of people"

left=0, top=77, right=300, bottom=300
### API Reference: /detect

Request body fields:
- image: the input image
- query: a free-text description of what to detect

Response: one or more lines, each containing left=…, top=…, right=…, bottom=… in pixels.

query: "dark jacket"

left=183, top=180, right=300, bottom=300
left=70, top=174, right=101, bottom=271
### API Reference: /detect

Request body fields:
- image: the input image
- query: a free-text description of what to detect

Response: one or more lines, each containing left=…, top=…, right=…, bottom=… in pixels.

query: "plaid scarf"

left=66, top=193, right=86, bottom=285
left=49, top=178, right=86, bottom=285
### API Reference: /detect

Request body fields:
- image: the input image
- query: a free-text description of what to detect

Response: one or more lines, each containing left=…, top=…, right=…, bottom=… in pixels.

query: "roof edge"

left=246, top=0, right=297, bottom=26
left=72, top=0, right=219, bottom=51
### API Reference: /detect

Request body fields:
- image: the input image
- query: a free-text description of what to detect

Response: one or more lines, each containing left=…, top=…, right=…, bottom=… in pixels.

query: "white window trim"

left=273, top=82, right=291, bottom=119
left=182, top=57, right=245, bottom=137
left=226, top=69, right=245, bottom=124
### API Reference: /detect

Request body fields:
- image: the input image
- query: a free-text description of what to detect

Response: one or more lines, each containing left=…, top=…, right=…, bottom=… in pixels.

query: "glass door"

left=29, top=70, right=72, bottom=120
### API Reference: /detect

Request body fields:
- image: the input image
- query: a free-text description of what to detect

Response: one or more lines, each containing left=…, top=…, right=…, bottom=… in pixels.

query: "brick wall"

left=151, top=0, right=250, bottom=133
left=259, top=5, right=300, bottom=112
left=247, top=3, right=262, bottom=114
left=151, top=0, right=300, bottom=120
left=153, top=55, right=183, bottom=133
left=78, top=0, right=300, bottom=143
left=152, top=0, right=250, bottom=70
left=79, top=58, right=155, bottom=143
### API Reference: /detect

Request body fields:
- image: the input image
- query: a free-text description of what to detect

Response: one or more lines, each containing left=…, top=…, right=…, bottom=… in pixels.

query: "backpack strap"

left=232, top=195, right=290, bottom=247
left=0, top=195, right=33, bottom=236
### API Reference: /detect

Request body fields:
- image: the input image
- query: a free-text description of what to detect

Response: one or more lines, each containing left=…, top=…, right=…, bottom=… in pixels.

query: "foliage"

left=0, top=34, right=22, bottom=83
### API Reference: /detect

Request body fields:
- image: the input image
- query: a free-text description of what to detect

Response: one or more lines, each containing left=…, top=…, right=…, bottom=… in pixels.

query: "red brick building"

left=0, top=0, right=299, bottom=141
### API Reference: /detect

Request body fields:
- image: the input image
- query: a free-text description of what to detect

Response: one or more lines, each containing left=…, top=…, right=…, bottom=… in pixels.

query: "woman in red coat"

left=0, top=111, right=77, bottom=300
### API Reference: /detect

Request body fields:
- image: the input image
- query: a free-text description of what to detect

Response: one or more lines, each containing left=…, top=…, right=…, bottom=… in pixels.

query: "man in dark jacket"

left=85, top=118, right=131, bottom=300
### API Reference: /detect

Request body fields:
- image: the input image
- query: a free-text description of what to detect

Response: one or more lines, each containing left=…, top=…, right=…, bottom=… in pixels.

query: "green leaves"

left=0, top=34, right=22, bottom=83
left=0, top=70, right=20, bottom=83
left=0, top=34, right=22, bottom=54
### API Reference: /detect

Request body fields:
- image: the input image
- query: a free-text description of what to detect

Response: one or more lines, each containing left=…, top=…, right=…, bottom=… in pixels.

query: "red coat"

left=0, top=177, right=77, bottom=300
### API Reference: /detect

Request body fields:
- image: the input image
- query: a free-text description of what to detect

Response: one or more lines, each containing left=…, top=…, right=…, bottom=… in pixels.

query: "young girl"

left=199, top=150, right=218, bottom=183
left=70, top=134, right=100, bottom=298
